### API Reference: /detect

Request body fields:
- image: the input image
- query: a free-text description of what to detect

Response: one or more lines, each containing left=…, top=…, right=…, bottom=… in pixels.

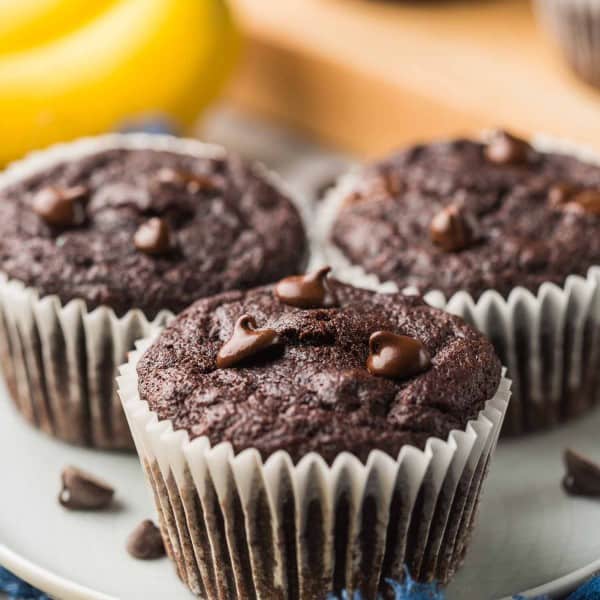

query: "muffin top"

left=330, top=133, right=600, bottom=299
left=0, top=145, right=307, bottom=317
left=137, top=273, right=501, bottom=463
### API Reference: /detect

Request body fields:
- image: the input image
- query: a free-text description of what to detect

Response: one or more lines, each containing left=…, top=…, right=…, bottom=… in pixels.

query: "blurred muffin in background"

left=535, top=0, right=600, bottom=88
left=319, top=131, right=600, bottom=436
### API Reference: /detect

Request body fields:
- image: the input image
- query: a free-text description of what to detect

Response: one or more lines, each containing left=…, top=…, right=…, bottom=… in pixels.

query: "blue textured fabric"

left=565, top=575, right=600, bottom=600
left=0, top=568, right=49, bottom=600
left=327, top=569, right=444, bottom=599
left=1, top=566, right=599, bottom=600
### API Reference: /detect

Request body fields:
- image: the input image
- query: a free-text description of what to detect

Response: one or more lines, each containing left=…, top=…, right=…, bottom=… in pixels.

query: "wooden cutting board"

left=226, top=0, right=600, bottom=156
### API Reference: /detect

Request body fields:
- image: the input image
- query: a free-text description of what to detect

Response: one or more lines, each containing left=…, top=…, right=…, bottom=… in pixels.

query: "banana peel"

left=0, top=0, right=239, bottom=164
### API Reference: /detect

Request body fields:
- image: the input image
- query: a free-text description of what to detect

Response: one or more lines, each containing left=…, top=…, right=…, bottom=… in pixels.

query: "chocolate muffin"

left=323, top=131, right=600, bottom=434
left=0, top=133, right=307, bottom=448
left=330, top=133, right=600, bottom=299
left=137, top=277, right=501, bottom=464
left=0, top=145, right=306, bottom=317
left=121, top=271, right=510, bottom=596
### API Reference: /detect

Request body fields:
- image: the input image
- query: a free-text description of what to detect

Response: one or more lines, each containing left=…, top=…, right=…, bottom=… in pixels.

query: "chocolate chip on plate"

left=367, top=331, right=431, bottom=380
left=484, top=130, right=531, bottom=166
left=134, top=217, right=171, bottom=255
left=429, top=204, right=474, bottom=252
left=126, top=520, right=166, bottom=559
left=562, top=449, right=600, bottom=497
left=216, top=314, right=280, bottom=369
left=275, top=266, right=336, bottom=309
left=59, top=466, right=114, bottom=510
left=33, top=185, right=88, bottom=227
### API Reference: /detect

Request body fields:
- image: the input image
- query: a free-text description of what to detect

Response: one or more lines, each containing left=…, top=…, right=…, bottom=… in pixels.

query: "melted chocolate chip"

left=429, top=204, right=474, bottom=252
left=484, top=130, right=531, bottom=166
left=548, top=182, right=581, bottom=207
left=126, top=520, right=166, bottom=559
left=216, top=314, right=279, bottom=369
left=518, top=242, right=548, bottom=271
left=134, top=218, right=171, bottom=255
left=366, top=331, right=431, bottom=380
left=562, top=449, right=600, bottom=497
left=383, top=169, right=404, bottom=196
left=274, top=267, right=336, bottom=308
left=156, top=167, right=220, bottom=194
left=342, top=191, right=364, bottom=207
left=32, top=185, right=88, bottom=227
left=566, top=190, right=600, bottom=216
left=59, top=466, right=114, bottom=510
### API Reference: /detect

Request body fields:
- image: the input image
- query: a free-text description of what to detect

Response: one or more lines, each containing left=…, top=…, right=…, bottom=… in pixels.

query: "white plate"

left=1, top=378, right=600, bottom=600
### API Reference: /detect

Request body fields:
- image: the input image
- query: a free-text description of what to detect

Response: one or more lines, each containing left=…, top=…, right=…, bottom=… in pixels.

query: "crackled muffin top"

left=330, top=134, right=600, bottom=299
left=0, top=144, right=307, bottom=317
left=137, top=277, right=502, bottom=463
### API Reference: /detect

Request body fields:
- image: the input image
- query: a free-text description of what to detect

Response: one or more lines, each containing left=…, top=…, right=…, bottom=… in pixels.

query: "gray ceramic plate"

left=1, top=379, right=600, bottom=600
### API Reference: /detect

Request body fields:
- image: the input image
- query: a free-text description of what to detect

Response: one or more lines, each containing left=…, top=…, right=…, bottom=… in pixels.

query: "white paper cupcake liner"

left=0, top=274, right=172, bottom=448
left=535, top=0, right=600, bottom=88
left=0, top=133, right=307, bottom=449
left=118, top=337, right=510, bottom=597
left=316, top=135, right=600, bottom=436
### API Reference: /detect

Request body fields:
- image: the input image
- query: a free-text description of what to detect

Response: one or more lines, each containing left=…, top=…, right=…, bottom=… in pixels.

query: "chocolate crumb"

left=562, top=449, right=600, bottom=497
left=59, top=466, right=114, bottom=510
left=126, top=520, right=166, bottom=559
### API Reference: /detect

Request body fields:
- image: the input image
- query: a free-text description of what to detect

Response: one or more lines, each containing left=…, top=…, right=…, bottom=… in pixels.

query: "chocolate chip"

left=565, top=190, right=600, bottom=216
left=32, top=185, right=88, bottom=227
left=126, top=520, right=166, bottom=559
left=275, top=267, right=336, bottom=309
left=367, top=331, right=431, bottom=380
left=548, top=182, right=581, bottom=207
left=518, top=243, right=548, bottom=271
left=562, top=449, right=600, bottom=497
left=134, top=218, right=171, bottom=255
left=383, top=169, right=404, bottom=196
left=484, top=130, right=531, bottom=166
left=217, top=315, right=279, bottom=369
left=429, top=204, right=474, bottom=252
left=342, top=191, right=364, bottom=207
left=366, top=169, right=403, bottom=198
left=59, top=466, right=114, bottom=510
left=156, top=167, right=220, bottom=194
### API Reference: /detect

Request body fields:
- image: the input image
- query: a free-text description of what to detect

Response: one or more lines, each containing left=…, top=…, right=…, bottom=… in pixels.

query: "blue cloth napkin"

left=2, top=566, right=600, bottom=599
left=0, top=569, right=49, bottom=600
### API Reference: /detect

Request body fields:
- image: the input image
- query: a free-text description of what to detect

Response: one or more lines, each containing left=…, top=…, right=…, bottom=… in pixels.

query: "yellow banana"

left=0, top=0, right=238, bottom=164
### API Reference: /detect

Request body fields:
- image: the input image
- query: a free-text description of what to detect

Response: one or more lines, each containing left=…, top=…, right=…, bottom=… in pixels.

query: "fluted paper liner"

left=118, top=338, right=510, bottom=597
left=0, top=274, right=171, bottom=448
left=317, top=135, right=600, bottom=435
left=0, top=133, right=305, bottom=449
